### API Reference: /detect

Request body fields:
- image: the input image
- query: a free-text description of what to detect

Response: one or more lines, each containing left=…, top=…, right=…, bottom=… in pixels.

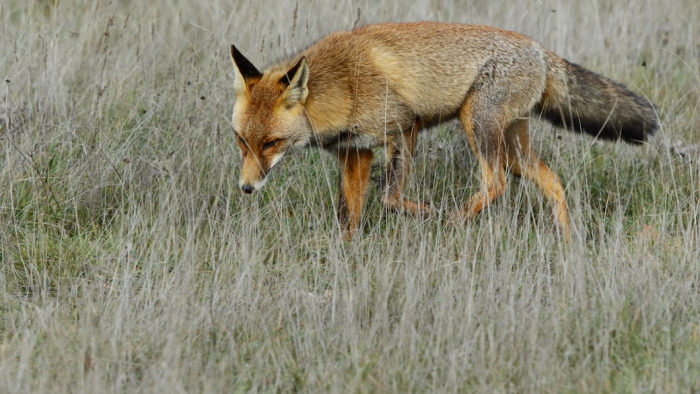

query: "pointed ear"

left=230, top=45, right=262, bottom=94
left=280, top=57, right=309, bottom=106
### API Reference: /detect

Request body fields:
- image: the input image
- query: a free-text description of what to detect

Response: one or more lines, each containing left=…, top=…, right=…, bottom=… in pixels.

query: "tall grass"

left=1, top=0, right=699, bottom=392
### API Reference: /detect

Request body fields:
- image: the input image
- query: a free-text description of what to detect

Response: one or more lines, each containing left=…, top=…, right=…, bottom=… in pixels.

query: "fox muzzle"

left=238, top=175, right=268, bottom=194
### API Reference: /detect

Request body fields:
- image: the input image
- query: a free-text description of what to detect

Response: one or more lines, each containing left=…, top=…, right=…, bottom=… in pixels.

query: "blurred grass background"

left=1, top=0, right=699, bottom=392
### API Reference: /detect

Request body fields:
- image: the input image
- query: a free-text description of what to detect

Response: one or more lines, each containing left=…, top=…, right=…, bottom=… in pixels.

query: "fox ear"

left=280, top=57, right=309, bottom=105
left=230, top=45, right=262, bottom=94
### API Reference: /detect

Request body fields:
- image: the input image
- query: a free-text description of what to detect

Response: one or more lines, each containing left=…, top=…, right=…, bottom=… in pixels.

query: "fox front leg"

left=333, top=147, right=374, bottom=238
left=382, top=120, right=433, bottom=216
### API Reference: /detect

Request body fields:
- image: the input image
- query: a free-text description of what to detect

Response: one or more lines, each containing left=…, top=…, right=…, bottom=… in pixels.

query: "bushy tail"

left=536, top=51, right=658, bottom=144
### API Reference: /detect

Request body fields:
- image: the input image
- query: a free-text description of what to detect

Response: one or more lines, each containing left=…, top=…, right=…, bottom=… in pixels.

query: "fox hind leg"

left=504, top=118, right=571, bottom=240
left=381, top=120, right=433, bottom=216
left=450, top=94, right=508, bottom=223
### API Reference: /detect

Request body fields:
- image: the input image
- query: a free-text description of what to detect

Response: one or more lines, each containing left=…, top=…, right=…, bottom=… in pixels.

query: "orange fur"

left=231, top=22, right=657, bottom=240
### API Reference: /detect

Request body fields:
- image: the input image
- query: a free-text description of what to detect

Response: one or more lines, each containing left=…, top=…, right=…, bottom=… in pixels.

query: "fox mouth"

left=239, top=177, right=268, bottom=194
left=238, top=149, right=286, bottom=194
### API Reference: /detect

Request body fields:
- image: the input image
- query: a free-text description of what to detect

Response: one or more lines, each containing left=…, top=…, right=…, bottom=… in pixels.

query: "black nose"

left=241, top=184, right=254, bottom=194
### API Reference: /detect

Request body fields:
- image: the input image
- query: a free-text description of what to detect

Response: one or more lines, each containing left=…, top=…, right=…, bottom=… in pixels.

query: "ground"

left=1, top=0, right=699, bottom=392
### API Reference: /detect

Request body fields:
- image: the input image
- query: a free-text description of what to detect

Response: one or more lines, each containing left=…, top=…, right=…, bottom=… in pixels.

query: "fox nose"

left=241, top=184, right=254, bottom=194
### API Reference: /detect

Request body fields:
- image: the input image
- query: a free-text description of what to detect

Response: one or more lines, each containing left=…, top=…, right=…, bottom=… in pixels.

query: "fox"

left=230, top=22, right=658, bottom=240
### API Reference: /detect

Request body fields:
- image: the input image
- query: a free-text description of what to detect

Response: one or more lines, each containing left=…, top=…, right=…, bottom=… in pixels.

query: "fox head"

left=230, top=45, right=311, bottom=194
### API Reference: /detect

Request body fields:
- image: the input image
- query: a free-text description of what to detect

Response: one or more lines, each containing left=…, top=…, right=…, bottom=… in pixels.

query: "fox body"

left=230, top=22, right=658, bottom=240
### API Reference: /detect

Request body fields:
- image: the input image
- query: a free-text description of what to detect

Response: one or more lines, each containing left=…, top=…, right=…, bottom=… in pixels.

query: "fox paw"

left=382, top=197, right=434, bottom=217
left=445, top=209, right=477, bottom=227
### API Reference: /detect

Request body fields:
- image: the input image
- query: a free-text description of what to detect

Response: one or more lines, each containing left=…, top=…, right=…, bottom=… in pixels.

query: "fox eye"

left=235, top=133, right=248, bottom=147
left=234, top=133, right=248, bottom=156
left=262, top=139, right=280, bottom=151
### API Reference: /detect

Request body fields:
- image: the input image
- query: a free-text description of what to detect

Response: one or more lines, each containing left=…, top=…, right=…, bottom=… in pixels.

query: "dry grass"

left=1, top=0, right=699, bottom=392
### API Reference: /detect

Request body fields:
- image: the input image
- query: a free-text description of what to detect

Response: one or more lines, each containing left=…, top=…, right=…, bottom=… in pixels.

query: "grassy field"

left=1, top=0, right=699, bottom=392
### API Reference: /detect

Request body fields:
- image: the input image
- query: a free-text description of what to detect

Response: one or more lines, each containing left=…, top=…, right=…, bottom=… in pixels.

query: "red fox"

left=230, top=22, right=658, bottom=240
